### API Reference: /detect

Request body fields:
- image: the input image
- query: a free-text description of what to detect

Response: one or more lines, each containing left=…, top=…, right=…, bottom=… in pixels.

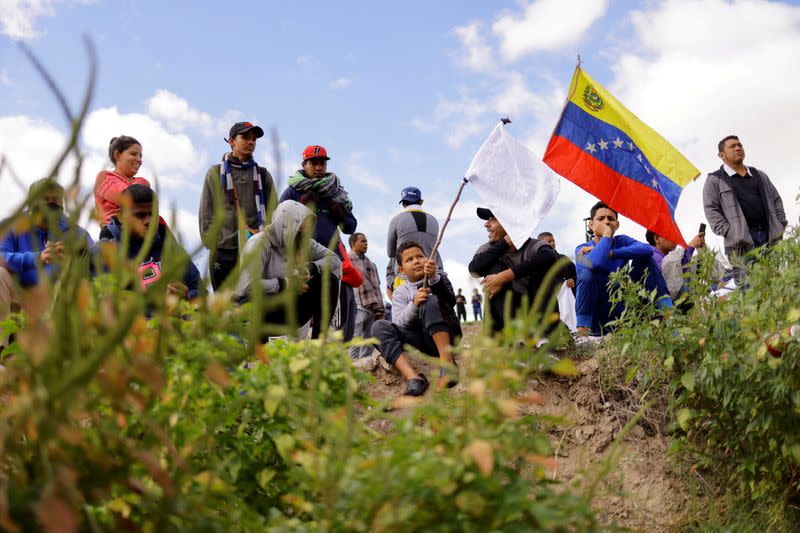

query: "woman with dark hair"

left=94, top=136, right=150, bottom=226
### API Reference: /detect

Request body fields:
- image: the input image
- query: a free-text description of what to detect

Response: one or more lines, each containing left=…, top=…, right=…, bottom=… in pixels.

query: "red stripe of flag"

left=544, top=134, right=687, bottom=247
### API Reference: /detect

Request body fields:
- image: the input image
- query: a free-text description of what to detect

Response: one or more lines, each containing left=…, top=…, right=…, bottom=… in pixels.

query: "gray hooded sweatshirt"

left=235, top=200, right=341, bottom=299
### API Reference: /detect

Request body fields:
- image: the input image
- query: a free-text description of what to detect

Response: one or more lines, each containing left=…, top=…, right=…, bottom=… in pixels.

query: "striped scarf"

left=287, top=171, right=353, bottom=211
left=220, top=153, right=266, bottom=231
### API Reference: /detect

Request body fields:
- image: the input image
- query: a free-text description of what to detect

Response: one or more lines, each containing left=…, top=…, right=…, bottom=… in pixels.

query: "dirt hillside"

left=353, top=323, right=686, bottom=532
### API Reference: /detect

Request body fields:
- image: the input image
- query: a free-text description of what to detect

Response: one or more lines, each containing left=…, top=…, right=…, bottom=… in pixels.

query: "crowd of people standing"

left=0, top=123, right=789, bottom=396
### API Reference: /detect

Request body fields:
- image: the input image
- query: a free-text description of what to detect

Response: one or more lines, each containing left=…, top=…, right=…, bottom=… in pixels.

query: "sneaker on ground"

left=404, top=374, right=429, bottom=396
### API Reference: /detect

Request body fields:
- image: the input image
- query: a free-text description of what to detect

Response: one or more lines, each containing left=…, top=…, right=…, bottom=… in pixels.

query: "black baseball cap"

left=228, top=121, right=264, bottom=140
left=476, top=207, right=495, bottom=220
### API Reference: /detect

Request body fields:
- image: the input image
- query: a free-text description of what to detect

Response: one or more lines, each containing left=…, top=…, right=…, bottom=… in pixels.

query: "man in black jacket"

left=468, top=208, right=560, bottom=332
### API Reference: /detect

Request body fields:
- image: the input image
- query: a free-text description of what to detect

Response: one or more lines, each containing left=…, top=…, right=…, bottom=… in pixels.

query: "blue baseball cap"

left=399, top=186, right=422, bottom=204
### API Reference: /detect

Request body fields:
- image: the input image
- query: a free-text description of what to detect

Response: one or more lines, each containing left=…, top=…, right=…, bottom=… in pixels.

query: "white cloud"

left=429, top=92, right=490, bottom=149
left=342, top=152, right=390, bottom=193
left=443, top=258, right=482, bottom=295
left=82, top=106, right=206, bottom=190
left=453, top=22, right=495, bottom=73
left=493, top=0, right=609, bottom=60
left=145, top=89, right=214, bottom=134
left=413, top=73, right=563, bottom=151
left=0, top=0, right=54, bottom=40
left=0, top=69, right=12, bottom=86
left=160, top=206, right=201, bottom=249
left=329, top=77, right=353, bottom=90
left=609, top=0, right=800, bottom=253
left=0, top=115, right=68, bottom=214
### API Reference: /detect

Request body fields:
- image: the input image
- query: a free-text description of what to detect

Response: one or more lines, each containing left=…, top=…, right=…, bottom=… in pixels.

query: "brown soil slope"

left=353, top=323, right=686, bottom=532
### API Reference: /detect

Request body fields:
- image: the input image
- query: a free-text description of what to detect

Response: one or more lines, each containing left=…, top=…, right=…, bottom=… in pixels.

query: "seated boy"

left=235, top=200, right=341, bottom=339
left=576, top=201, right=672, bottom=337
left=371, top=240, right=461, bottom=396
left=1, top=178, right=92, bottom=347
left=96, top=184, right=201, bottom=300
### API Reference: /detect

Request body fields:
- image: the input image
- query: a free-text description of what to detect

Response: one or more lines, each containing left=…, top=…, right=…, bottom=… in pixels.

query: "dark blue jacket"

left=279, top=185, right=357, bottom=256
left=98, top=218, right=201, bottom=299
left=0, top=216, right=92, bottom=287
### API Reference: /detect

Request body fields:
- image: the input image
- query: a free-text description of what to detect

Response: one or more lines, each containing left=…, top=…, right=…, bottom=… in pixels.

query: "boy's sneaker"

left=404, top=374, right=429, bottom=396
left=438, top=365, right=459, bottom=389
left=575, top=334, right=603, bottom=346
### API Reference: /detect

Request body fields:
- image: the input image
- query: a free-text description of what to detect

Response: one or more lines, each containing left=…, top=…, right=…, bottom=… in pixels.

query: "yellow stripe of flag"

left=568, top=67, right=699, bottom=187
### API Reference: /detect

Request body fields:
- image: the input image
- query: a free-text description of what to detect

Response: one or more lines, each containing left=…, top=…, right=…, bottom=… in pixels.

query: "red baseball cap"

left=302, top=145, right=330, bottom=162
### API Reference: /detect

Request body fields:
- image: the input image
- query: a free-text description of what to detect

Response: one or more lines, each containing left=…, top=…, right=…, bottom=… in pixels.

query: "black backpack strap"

left=410, top=211, right=427, bottom=233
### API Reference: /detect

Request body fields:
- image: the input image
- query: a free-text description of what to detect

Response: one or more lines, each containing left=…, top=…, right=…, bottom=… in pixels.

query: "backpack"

left=338, top=241, right=363, bottom=288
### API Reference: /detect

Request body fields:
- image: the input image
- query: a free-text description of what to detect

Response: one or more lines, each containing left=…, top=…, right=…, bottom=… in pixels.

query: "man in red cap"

left=199, top=121, right=277, bottom=290
left=280, top=145, right=358, bottom=339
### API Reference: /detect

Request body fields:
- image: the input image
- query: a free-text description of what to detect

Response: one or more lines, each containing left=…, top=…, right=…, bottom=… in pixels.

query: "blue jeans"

left=576, top=257, right=673, bottom=336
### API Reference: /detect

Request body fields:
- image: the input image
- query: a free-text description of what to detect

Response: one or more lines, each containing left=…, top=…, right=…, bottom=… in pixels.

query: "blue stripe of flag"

left=555, top=102, right=682, bottom=215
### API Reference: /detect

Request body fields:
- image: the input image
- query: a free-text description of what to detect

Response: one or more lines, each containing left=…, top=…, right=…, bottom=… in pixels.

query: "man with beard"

left=468, top=208, right=560, bottom=333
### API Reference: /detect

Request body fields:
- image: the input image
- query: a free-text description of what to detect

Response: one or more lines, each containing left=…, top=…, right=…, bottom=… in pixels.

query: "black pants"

left=488, top=287, right=522, bottom=332
left=258, top=272, right=339, bottom=339
left=371, top=294, right=451, bottom=366
left=488, top=287, right=560, bottom=334
left=338, top=283, right=357, bottom=342
left=210, top=249, right=238, bottom=291
left=456, top=305, right=467, bottom=322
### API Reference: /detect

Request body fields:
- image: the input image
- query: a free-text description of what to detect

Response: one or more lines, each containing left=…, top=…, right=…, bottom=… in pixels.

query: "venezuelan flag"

left=543, top=66, right=699, bottom=247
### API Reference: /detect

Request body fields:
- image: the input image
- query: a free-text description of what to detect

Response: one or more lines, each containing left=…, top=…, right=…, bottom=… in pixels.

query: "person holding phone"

left=645, top=225, right=707, bottom=301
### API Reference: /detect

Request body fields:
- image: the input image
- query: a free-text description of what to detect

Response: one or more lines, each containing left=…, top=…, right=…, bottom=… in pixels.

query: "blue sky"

left=2, top=0, right=799, bottom=294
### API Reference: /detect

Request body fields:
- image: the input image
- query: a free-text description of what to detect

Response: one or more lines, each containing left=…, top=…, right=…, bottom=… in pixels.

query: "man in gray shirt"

left=199, top=122, right=277, bottom=290
left=385, top=186, right=442, bottom=298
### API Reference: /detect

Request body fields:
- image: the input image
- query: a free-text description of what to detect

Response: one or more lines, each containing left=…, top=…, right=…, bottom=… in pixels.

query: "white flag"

left=464, top=124, right=560, bottom=248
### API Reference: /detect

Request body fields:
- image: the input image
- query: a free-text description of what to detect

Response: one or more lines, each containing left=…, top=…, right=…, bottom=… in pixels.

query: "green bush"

left=605, top=231, right=800, bottom=527
left=0, top=47, right=604, bottom=529
left=0, top=228, right=600, bottom=531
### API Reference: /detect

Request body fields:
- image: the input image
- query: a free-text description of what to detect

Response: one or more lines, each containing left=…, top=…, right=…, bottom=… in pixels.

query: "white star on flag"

left=645, top=166, right=652, bottom=174
left=628, top=141, right=635, bottom=151
left=585, top=143, right=597, bottom=153
left=598, top=139, right=609, bottom=150
left=651, top=178, right=659, bottom=189
left=612, top=137, right=624, bottom=148
left=637, top=153, right=643, bottom=162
